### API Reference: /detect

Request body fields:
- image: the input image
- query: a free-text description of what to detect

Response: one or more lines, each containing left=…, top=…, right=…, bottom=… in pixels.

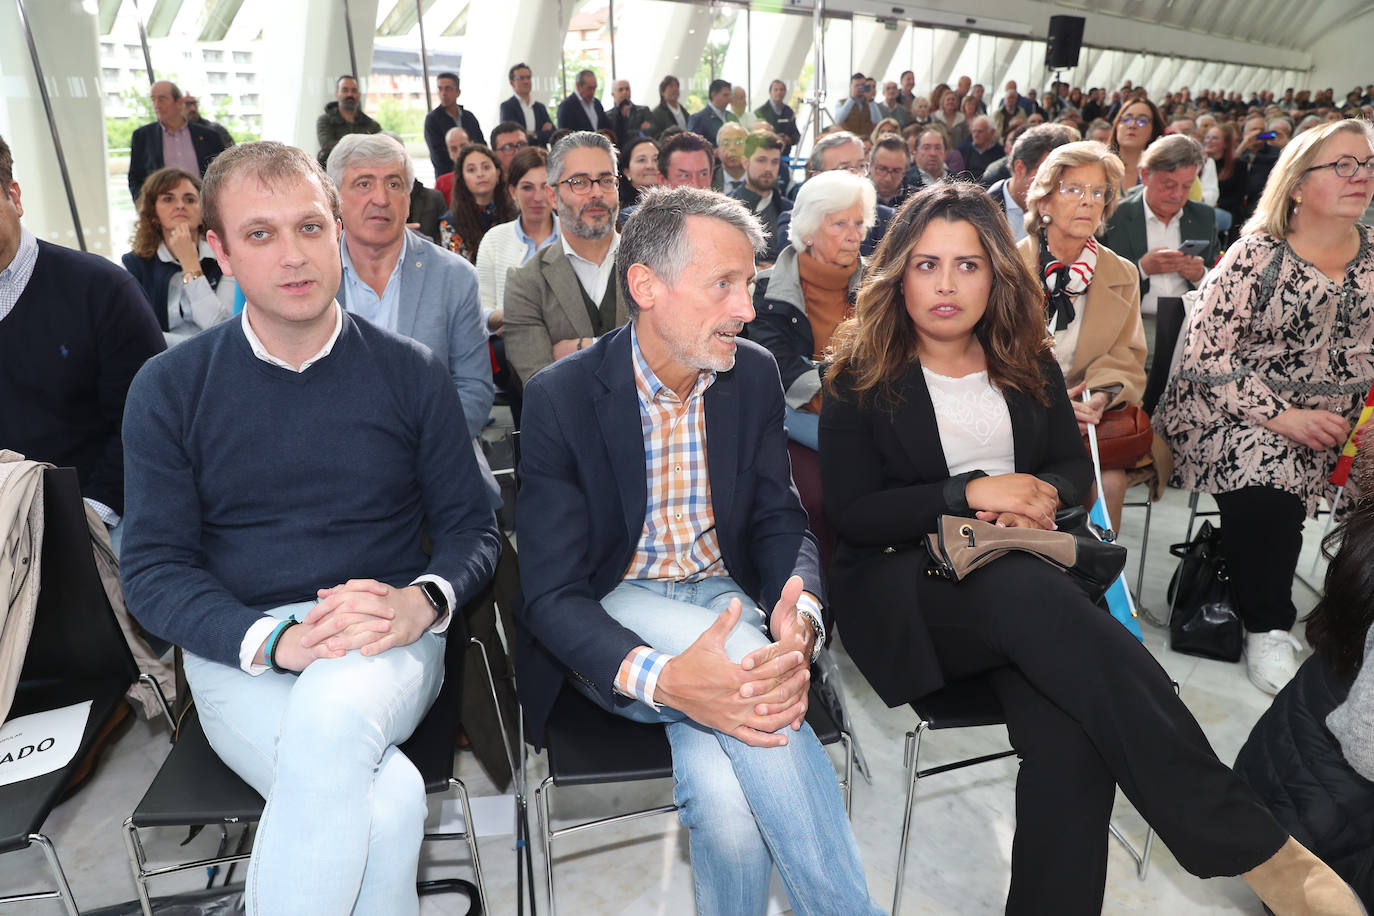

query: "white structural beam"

left=616, top=1, right=713, bottom=102
left=1173, top=58, right=1205, bottom=91
left=261, top=0, right=379, bottom=160
left=462, top=0, right=574, bottom=122
left=927, top=28, right=968, bottom=88
left=853, top=19, right=905, bottom=83
left=720, top=10, right=813, bottom=111
left=988, top=38, right=1024, bottom=93
left=0, top=0, right=111, bottom=254
left=1148, top=56, right=1181, bottom=94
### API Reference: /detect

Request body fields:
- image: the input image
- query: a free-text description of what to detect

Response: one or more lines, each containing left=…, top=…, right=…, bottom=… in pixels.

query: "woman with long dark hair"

left=1204, top=121, right=1250, bottom=233
left=1108, top=97, right=1166, bottom=192
left=439, top=144, right=516, bottom=263
left=820, top=181, right=1362, bottom=916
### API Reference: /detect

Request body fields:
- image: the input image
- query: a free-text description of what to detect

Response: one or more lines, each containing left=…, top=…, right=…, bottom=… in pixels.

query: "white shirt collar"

left=1144, top=202, right=1179, bottom=230
left=560, top=230, right=620, bottom=269
left=241, top=303, right=344, bottom=372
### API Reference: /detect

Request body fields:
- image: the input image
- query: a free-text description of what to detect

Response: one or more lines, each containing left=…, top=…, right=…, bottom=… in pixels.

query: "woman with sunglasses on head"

left=1108, top=97, right=1166, bottom=193
left=1156, top=119, right=1374, bottom=697
left=820, top=180, right=1363, bottom=916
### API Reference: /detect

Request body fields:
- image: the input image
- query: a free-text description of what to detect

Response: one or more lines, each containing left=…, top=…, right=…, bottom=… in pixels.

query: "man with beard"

left=316, top=74, right=381, bottom=168
left=514, top=185, right=884, bottom=915
left=728, top=132, right=790, bottom=261
left=504, top=131, right=628, bottom=386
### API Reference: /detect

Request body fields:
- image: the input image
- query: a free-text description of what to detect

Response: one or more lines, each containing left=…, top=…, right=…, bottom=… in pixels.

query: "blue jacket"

left=555, top=93, right=610, bottom=132
left=128, top=120, right=227, bottom=201
left=498, top=95, right=555, bottom=147
left=514, top=325, right=824, bottom=745
left=424, top=105, right=486, bottom=177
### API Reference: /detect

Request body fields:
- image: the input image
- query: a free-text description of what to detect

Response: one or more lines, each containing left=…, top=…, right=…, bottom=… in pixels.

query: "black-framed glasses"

left=495, top=140, right=529, bottom=153
left=1306, top=155, right=1374, bottom=179
left=557, top=174, right=619, bottom=194
left=871, top=164, right=906, bottom=179
left=1119, top=115, right=1151, bottom=128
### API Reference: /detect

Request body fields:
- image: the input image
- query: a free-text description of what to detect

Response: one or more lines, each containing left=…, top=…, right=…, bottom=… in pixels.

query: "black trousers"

left=916, top=554, right=1288, bottom=916
left=1214, top=486, right=1307, bottom=633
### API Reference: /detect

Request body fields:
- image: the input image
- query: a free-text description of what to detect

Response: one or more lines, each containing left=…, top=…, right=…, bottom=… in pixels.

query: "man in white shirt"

left=986, top=124, right=1073, bottom=242
left=1103, top=134, right=1218, bottom=368
left=504, top=132, right=628, bottom=385
left=712, top=122, right=749, bottom=196
left=556, top=70, right=611, bottom=133
left=498, top=62, right=555, bottom=147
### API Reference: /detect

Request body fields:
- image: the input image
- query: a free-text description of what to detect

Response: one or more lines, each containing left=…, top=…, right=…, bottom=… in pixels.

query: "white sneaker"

left=1245, top=630, right=1302, bottom=696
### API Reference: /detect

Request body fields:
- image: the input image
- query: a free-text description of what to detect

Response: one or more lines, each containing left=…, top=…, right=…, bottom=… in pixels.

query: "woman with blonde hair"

left=1018, top=140, right=1156, bottom=526
left=821, top=181, right=1364, bottom=916
left=1156, top=118, right=1374, bottom=696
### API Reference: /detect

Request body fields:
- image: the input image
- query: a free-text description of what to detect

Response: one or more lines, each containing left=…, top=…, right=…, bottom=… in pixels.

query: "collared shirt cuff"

left=615, top=646, right=673, bottom=709
left=796, top=592, right=826, bottom=663
left=85, top=498, right=120, bottom=527
left=411, top=574, right=456, bottom=634
left=240, top=616, right=280, bottom=675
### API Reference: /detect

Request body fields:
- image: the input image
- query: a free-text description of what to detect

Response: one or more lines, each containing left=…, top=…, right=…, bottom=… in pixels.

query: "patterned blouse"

left=1155, top=224, right=1374, bottom=515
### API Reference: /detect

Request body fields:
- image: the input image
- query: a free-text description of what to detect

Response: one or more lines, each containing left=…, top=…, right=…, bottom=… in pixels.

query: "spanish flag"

left=1330, top=380, right=1374, bottom=486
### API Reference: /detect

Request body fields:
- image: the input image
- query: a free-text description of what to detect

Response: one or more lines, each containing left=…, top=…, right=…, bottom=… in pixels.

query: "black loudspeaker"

left=1045, top=15, right=1085, bottom=70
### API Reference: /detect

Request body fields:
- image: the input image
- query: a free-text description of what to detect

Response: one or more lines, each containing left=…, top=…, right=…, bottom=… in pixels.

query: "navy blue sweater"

left=120, top=311, right=501, bottom=666
left=0, top=240, right=164, bottom=515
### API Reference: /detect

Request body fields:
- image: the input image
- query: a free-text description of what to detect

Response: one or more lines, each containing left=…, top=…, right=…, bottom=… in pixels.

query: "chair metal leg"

left=1185, top=491, right=1201, bottom=541
left=1109, top=821, right=1157, bottom=880
left=138, top=671, right=177, bottom=737
left=1134, top=496, right=1152, bottom=603
left=470, top=636, right=518, bottom=785
left=122, top=816, right=156, bottom=916
left=535, top=775, right=557, bottom=916
left=841, top=731, right=854, bottom=817
left=449, top=776, right=490, bottom=915
left=892, top=725, right=927, bottom=916
left=27, top=833, right=80, bottom=916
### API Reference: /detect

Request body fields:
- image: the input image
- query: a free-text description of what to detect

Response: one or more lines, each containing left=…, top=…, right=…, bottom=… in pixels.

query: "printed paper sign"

left=0, top=700, right=92, bottom=787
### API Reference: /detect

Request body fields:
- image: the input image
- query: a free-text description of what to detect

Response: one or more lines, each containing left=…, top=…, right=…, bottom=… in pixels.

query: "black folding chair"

left=123, top=606, right=490, bottom=915
left=891, top=677, right=1160, bottom=914
left=0, top=468, right=172, bottom=914
left=533, top=682, right=853, bottom=914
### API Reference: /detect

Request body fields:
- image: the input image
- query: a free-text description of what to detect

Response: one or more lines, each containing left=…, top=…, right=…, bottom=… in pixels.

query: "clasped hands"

left=653, top=576, right=816, bottom=749
left=264, top=579, right=436, bottom=672
left=967, top=472, right=1061, bottom=531
left=1139, top=246, right=1206, bottom=283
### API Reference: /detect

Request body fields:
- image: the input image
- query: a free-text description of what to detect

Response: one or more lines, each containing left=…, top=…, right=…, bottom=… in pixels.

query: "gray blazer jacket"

left=336, top=230, right=494, bottom=439
left=502, top=241, right=629, bottom=387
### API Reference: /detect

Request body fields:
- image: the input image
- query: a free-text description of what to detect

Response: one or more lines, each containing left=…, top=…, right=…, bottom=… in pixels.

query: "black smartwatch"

left=418, top=580, right=448, bottom=623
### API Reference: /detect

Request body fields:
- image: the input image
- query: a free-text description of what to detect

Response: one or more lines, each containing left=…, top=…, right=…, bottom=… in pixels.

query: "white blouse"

left=923, top=367, right=1015, bottom=477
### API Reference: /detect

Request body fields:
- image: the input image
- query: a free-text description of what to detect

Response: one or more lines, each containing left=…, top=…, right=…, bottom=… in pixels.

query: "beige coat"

left=0, top=451, right=45, bottom=724
left=1017, top=236, right=1172, bottom=495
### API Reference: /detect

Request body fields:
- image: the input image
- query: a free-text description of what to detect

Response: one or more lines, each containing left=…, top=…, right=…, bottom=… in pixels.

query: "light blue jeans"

left=183, top=601, right=445, bottom=916
left=592, top=578, right=882, bottom=916
left=784, top=405, right=820, bottom=451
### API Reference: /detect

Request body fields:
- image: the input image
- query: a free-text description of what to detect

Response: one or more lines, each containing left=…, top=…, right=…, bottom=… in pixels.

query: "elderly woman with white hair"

left=749, top=169, right=876, bottom=451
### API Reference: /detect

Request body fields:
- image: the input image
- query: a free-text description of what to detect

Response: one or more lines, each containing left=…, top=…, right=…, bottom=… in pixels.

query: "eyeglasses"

left=557, top=174, right=619, bottom=194
left=1305, top=155, right=1374, bottom=179
left=828, top=162, right=870, bottom=176
left=1119, top=115, right=1151, bottom=128
left=495, top=140, right=529, bottom=153
left=871, top=164, right=906, bottom=179
left=1057, top=182, right=1109, bottom=203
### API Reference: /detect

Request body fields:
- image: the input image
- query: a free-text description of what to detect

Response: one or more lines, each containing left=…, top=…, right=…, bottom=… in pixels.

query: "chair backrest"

left=20, top=468, right=139, bottom=687
left=1141, top=296, right=1187, bottom=416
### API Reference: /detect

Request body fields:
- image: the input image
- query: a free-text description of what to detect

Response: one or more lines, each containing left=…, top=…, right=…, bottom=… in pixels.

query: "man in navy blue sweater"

left=120, top=141, right=500, bottom=915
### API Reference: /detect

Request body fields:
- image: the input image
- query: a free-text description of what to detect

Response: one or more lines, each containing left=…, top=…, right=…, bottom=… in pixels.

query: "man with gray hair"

left=772, top=130, right=892, bottom=261
left=1104, top=133, right=1218, bottom=363
left=504, top=131, right=627, bottom=385
left=516, top=185, right=884, bottom=915
left=986, top=123, right=1074, bottom=241
left=326, top=133, right=495, bottom=491
left=128, top=79, right=228, bottom=201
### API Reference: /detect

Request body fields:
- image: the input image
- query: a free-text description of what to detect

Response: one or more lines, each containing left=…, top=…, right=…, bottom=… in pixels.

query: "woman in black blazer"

left=818, top=183, right=1359, bottom=916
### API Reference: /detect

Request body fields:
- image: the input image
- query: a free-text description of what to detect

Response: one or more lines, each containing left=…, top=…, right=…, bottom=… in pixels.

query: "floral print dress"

left=1155, top=224, right=1374, bottom=516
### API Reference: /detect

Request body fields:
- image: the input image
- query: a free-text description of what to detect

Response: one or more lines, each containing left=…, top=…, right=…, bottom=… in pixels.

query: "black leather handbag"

left=1166, top=520, right=1244, bottom=662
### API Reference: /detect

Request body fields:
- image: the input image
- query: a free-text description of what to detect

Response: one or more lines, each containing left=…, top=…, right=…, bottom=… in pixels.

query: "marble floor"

left=0, top=484, right=1334, bottom=915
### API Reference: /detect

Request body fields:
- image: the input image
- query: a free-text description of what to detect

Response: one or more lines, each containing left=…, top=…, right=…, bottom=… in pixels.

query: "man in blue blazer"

left=499, top=62, right=555, bottom=147
left=516, top=186, right=882, bottom=914
left=326, top=135, right=498, bottom=502
left=556, top=69, right=611, bottom=132
left=128, top=80, right=227, bottom=201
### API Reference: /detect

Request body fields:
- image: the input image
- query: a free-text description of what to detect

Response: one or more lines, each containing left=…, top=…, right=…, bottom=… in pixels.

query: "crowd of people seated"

left=6, top=56, right=1374, bottom=914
